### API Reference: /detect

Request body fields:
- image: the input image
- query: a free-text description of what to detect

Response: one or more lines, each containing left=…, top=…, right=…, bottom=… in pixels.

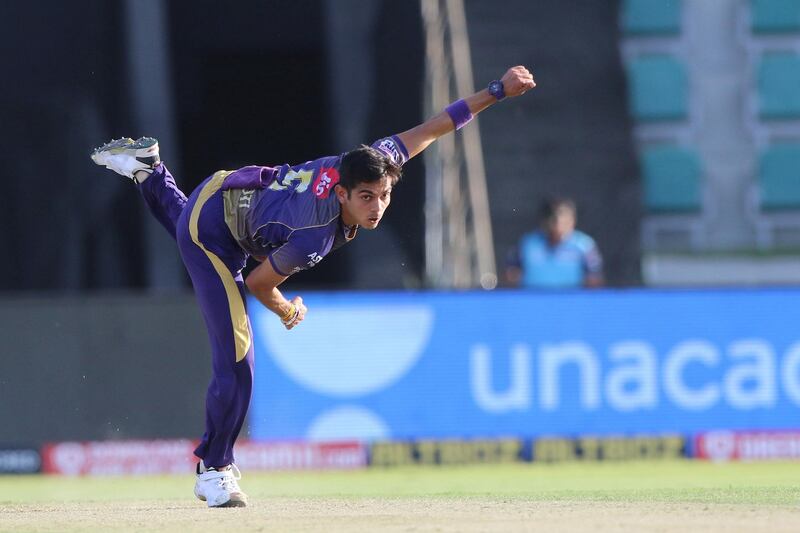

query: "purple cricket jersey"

left=221, top=136, right=409, bottom=276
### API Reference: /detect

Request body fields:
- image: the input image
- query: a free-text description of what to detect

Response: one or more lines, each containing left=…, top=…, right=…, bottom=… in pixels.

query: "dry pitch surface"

left=1, top=461, right=798, bottom=532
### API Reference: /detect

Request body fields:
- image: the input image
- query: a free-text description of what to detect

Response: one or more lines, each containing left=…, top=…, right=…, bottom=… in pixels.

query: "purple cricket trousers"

left=138, top=164, right=254, bottom=468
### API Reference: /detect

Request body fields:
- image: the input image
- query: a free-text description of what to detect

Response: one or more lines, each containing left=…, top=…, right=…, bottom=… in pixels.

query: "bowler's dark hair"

left=339, top=145, right=402, bottom=193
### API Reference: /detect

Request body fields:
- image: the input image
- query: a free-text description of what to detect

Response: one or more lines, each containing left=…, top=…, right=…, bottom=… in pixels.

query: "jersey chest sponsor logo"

left=313, top=167, right=340, bottom=198
left=312, top=167, right=339, bottom=198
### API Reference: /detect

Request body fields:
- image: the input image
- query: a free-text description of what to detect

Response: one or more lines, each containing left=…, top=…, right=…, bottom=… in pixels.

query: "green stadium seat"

left=621, top=0, right=681, bottom=35
left=751, top=0, right=800, bottom=33
left=642, top=145, right=702, bottom=213
left=758, top=53, right=800, bottom=118
left=627, top=55, right=688, bottom=121
left=758, top=143, right=800, bottom=210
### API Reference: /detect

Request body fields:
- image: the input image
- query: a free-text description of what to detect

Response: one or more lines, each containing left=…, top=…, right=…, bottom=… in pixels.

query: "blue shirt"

left=515, top=230, right=602, bottom=288
left=221, top=136, right=409, bottom=276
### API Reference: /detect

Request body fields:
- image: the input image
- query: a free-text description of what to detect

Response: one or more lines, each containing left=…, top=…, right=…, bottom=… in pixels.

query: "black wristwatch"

left=488, top=79, right=506, bottom=101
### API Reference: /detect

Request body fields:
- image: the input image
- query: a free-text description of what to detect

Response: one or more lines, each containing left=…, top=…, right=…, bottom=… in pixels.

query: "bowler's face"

left=336, top=177, right=393, bottom=229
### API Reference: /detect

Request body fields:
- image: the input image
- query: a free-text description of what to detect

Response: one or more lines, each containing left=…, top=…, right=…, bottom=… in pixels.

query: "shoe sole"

left=195, top=491, right=248, bottom=508
left=92, top=137, right=134, bottom=153
left=91, top=137, right=159, bottom=162
left=216, top=498, right=247, bottom=508
left=196, top=495, right=248, bottom=508
left=90, top=137, right=160, bottom=172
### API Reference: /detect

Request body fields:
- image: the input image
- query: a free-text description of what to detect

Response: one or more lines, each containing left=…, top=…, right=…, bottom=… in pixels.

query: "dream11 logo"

left=313, top=167, right=339, bottom=199
left=253, top=305, right=434, bottom=441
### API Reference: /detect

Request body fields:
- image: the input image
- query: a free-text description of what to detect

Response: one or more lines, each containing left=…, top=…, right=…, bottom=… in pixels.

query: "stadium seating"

left=746, top=4, right=800, bottom=246
left=627, top=55, right=688, bottom=121
left=620, top=2, right=698, bottom=250
left=642, top=145, right=702, bottom=213
left=621, top=0, right=681, bottom=35
left=758, top=143, right=800, bottom=210
left=751, top=143, right=800, bottom=248
left=757, top=52, right=800, bottom=118
left=640, top=144, right=705, bottom=250
left=625, top=0, right=800, bottom=251
left=751, top=0, right=800, bottom=34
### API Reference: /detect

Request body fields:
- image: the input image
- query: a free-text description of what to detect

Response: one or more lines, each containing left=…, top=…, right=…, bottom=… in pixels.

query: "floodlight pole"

left=124, top=0, right=184, bottom=289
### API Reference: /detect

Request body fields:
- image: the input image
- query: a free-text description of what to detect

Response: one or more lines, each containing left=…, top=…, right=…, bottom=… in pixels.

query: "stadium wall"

left=0, top=294, right=210, bottom=445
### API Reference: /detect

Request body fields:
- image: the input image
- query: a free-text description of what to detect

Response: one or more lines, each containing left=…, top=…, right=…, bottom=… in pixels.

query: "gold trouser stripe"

left=189, top=170, right=250, bottom=362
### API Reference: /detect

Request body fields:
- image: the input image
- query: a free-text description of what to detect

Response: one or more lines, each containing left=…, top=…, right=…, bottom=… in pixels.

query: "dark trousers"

left=139, top=165, right=254, bottom=468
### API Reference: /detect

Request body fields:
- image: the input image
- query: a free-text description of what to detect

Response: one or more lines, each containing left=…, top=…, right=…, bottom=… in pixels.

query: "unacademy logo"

left=469, top=338, right=800, bottom=412
left=256, top=305, right=433, bottom=397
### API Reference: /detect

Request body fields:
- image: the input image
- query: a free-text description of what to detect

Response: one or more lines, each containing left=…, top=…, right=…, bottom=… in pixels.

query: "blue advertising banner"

left=248, top=289, right=800, bottom=441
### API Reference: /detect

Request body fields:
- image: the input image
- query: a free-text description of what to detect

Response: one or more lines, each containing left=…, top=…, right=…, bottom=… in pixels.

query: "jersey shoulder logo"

left=313, top=167, right=340, bottom=198
left=375, top=138, right=402, bottom=163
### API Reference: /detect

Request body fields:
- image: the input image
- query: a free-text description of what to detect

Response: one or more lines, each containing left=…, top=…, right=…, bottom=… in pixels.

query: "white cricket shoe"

left=90, top=136, right=161, bottom=183
left=194, top=462, right=249, bottom=508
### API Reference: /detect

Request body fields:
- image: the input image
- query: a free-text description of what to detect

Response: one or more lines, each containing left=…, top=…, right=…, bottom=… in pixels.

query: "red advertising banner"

left=695, top=430, right=800, bottom=462
left=42, top=439, right=367, bottom=476
left=42, top=440, right=197, bottom=476
left=234, top=440, right=367, bottom=471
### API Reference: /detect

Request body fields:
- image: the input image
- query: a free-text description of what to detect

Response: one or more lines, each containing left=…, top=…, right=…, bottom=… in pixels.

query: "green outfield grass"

left=2, top=460, right=799, bottom=505
left=2, top=462, right=798, bottom=532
